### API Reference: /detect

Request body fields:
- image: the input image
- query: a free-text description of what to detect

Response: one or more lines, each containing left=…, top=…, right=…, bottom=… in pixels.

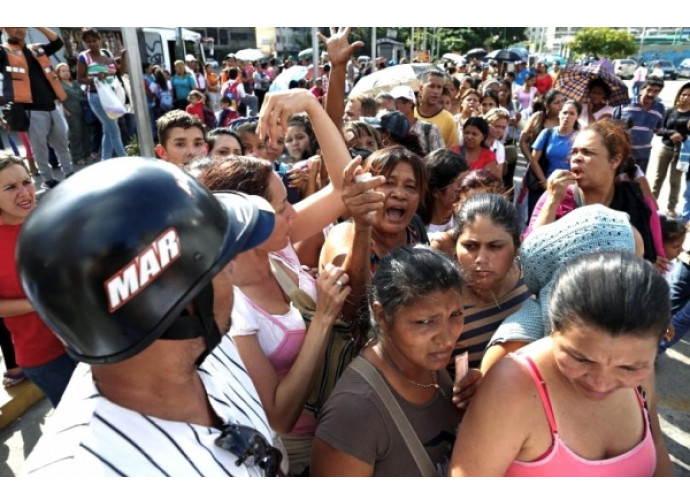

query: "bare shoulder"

left=319, top=220, right=356, bottom=268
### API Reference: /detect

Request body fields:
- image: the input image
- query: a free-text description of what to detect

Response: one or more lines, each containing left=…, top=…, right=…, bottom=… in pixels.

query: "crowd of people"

left=0, top=26, right=686, bottom=477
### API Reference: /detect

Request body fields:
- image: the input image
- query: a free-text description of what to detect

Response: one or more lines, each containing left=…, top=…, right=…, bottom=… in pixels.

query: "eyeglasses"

left=215, top=424, right=283, bottom=477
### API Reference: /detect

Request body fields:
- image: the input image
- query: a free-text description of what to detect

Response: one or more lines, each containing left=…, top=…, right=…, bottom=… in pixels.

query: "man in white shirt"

left=20, top=159, right=281, bottom=477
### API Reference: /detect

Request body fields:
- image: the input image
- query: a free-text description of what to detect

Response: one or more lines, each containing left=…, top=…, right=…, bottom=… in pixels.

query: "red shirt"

left=186, top=102, right=205, bottom=123
left=467, top=147, right=497, bottom=171
left=0, top=224, right=66, bottom=367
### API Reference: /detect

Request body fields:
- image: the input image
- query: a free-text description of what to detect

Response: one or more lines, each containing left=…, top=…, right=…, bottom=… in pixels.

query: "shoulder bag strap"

left=268, top=256, right=298, bottom=296
left=349, top=357, right=437, bottom=477
left=268, top=256, right=317, bottom=313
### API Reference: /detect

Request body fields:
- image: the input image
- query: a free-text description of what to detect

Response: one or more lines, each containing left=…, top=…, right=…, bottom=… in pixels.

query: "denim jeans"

left=681, top=175, right=690, bottom=224
left=22, top=352, right=76, bottom=407
left=88, top=91, right=127, bottom=160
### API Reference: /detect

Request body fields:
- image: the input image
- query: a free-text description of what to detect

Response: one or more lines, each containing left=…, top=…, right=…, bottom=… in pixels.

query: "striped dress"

left=451, top=269, right=531, bottom=373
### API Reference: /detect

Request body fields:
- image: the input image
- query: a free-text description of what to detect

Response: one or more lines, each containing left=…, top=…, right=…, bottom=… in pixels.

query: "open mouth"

left=17, top=200, right=33, bottom=211
left=385, top=207, right=406, bottom=223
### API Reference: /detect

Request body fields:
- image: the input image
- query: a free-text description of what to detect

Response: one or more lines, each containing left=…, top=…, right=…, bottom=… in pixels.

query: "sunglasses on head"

left=215, top=424, right=282, bottom=477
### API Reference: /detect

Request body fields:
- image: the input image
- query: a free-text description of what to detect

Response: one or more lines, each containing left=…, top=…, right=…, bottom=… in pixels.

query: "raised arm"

left=530, top=168, right=577, bottom=230
left=318, top=28, right=364, bottom=133
left=319, top=161, right=385, bottom=322
left=258, top=89, right=353, bottom=243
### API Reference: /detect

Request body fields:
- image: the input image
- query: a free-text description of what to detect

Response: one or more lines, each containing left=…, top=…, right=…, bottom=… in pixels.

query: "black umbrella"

left=484, top=49, right=524, bottom=62
left=465, top=48, right=487, bottom=60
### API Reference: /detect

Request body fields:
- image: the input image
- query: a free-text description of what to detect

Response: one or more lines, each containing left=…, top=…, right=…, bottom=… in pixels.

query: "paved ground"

left=1, top=80, right=690, bottom=476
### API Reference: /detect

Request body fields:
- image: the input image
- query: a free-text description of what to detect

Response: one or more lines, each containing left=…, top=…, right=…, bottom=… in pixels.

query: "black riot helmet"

left=17, top=157, right=274, bottom=364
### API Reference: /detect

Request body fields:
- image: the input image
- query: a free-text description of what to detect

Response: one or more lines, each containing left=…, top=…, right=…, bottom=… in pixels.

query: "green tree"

left=568, top=27, right=638, bottom=59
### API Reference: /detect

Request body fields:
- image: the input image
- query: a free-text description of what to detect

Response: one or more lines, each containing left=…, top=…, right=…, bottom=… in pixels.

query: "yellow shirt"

left=414, top=107, right=459, bottom=148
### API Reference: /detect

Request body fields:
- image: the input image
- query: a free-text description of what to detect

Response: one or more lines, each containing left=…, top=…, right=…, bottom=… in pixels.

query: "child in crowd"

left=659, top=214, right=687, bottom=282
left=185, top=90, right=206, bottom=124
left=154, top=110, right=208, bottom=167
left=216, top=97, right=235, bottom=128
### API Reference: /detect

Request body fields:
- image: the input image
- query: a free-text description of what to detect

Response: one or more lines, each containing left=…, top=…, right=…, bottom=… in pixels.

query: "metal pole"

left=121, top=28, right=154, bottom=158
left=312, top=27, right=318, bottom=80
left=372, top=27, right=377, bottom=65
left=175, top=28, right=185, bottom=62
left=423, top=27, right=427, bottom=52
left=411, top=27, right=414, bottom=61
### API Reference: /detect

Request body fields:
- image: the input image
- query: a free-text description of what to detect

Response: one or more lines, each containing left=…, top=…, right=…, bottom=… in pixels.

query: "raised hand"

left=258, top=89, right=318, bottom=143
left=341, top=156, right=386, bottom=228
left=317, top=27, right=364, bottom=67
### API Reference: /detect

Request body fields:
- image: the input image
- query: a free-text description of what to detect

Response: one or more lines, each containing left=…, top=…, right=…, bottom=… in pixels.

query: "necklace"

left=377, top=345, right=445, bottom=396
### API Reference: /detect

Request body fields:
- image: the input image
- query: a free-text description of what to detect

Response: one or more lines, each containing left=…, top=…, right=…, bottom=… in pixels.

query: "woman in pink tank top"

left=197, top=89, right=362, bottom=475
left=448, top=251, right=673, bottom=476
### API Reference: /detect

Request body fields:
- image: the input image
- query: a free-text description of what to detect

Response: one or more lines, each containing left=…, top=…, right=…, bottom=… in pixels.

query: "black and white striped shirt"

left=23, top=336, right=274, bottom=477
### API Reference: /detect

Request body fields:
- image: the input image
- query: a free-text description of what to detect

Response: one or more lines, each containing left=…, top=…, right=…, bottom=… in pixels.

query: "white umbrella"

left=349, top=64, right=444, bottom=98
left=269, top=65, right=323, bottom=93
left=442, top=53, right=466, bottom=66
left=235, top=48, right=266, bottom=62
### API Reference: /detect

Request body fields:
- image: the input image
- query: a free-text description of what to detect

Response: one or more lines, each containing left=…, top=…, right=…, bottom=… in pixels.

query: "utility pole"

left=372, top=27, right=377, bottom=64
left=175, top=28, right=185, bottom=62
left=411, top=27, right=415, bottom=61
left=311, top=27, right=318, bottom=76
left=121, top=28, right=154, bottom=158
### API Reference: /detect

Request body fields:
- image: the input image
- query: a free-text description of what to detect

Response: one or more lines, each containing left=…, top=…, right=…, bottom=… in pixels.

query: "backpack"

left=223, top=80, right=241, bottom=121
left=158, top=86, right=173, bottom=112
left=202, top=106, right=216, bottom=129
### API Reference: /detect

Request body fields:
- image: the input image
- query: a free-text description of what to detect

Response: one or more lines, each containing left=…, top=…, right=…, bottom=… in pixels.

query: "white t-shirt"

left=22, top=336, right=275, bottom=476
left=229, top=245, right=316, bottom=355
left=490, top=139, right=506, bottom=164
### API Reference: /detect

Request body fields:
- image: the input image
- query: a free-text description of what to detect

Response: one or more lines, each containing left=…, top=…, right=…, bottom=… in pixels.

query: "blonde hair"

left=55, top=62, right=71, bottom=80
left=483, top=108, right=510, bottom=125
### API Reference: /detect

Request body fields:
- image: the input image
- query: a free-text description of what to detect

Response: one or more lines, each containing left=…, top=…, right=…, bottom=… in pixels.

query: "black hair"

left=206, top=127, right=244, bottom=154
left=153, top=67, right=168, bottom=90
left=454, top=192, right=521, bottom=249
left=549, top=251, right=670, bottom=340
left=481, top=89, right=499, bottom=107
left=463, top=116, right=490, bottom=146
left=659, top=214, right=686, bottom=243
left=81, top=27, right=99, bottom=40
left=562, top=99, right=583, bottom=130
left=286, top=114, right=318, bottom=161
left=369, top=246, right=463, bottom=337
left=642, top=75, right=665, bottom=91
left=543, top=89, right=563, bottom=107
left=588, top=78, right=611, bottom=99
left=418, top=149, right=470, bottom=225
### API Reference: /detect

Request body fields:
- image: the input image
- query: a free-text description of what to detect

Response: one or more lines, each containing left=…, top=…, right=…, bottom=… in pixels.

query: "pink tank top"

left=239, top=292, right=317, bottom=437
left=505, top=353, right=657, bottom=477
